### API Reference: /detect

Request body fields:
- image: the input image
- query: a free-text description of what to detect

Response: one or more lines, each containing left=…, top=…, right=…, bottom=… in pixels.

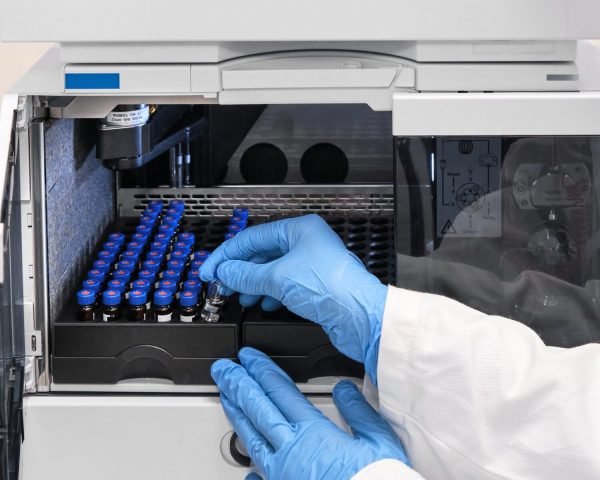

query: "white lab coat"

left=352, top=286, right=600, bottom=479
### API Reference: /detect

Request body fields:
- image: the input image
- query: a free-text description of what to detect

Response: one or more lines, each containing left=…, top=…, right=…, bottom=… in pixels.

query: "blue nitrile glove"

left=201, top=214, right=388, bottom=383
left=211, top=347, right=410, bottom=480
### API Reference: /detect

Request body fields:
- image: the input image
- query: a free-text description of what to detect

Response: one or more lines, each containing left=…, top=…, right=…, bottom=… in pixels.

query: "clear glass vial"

left=200, top=280, right=227, bottom=323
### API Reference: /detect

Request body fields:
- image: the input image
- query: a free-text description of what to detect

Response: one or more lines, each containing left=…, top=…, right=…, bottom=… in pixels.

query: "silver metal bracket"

left=25, top=330, right=42, bottom=357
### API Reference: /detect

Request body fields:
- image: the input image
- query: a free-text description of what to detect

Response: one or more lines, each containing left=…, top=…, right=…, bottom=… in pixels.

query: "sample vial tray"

left=52, top=213, right=393, bottom=385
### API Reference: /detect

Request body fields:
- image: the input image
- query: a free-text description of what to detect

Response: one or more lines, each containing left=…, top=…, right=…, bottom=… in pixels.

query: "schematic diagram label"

left=436, top=138, right=502, bottom=238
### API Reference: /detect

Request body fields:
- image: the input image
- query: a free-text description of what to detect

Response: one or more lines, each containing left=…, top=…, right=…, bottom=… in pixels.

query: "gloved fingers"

left=220, top=394, right=271, bottom=471
left=239, top=293, right=262, bottom=308
left=245, top=474, right=263, bottom=480
left=332, top=380, right=402, bottom=446
left=260, top=296, right=282, bottom=312
left=212, top=359, right=294, bottom=449
left=216, top=260, right=283, bottom=300
left=200, top=221, right=293, bottom=282
left=239, top=347, right=324, bottom=423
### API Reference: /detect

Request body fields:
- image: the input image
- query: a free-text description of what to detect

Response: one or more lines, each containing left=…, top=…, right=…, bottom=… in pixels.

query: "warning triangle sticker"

left=441, top=220, right=456, bottom=235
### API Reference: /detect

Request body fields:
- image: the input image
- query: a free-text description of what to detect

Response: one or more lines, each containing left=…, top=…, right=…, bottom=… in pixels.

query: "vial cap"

left=179, top=290, right=198, bottom=307
left=147, top=200, right=163, bottom=212
left=122, top=250, right=139, bottom=261
left=158, top=280, right=177, bottom=293
left=154, top=233, right=169, bottom=242
left=183, top=280, right=202, bottom=294
left=77, top=289, right=96, bottom=306
left=191, top=259, right=204, bottom=270
left=135, top=224, right=152, bottom=235
left=81, top=279, right=100, bottom=293
left=227, top=224, right=243, bottom=233
left=174, top=241, right=190, bottom=252
left=102, top=241, right=120, bottom=253
left=117, top=260, right=136, bottom=273
left=171, top=250, right=188, bottom=262
left=143, top=208, right=160, bottom=220
left=126, top=241, right=144, bottom=254
left=167, top=259, right=185, bottom=272
left=132, top=279, right=150, bottom=291
left=147, top=251, right=164, bottom=264
left=168, top=200, right=185, bottom=213
left=139, top=215, right=155, bottom=226
left=154, top=289, right=173, bottom=306
left=112, top=270, right=131, bottom=282
left=163, top=269, right=180, bottom=281
left=102, top=290, right=122, bottom=306
left=98, top=250, right=116, bottom=262
left=87, top=269, right=106, bottom=281
left=194, top=250, right=211, bottom=261
left=158, top=224, right=175, bottom=236
left=224, top=232, right=236, bottom=240
left=187, top=269, right=200, bottom=281
left=138, top=270, right=155, bottom=281
left=108, top=232, right=126, bottom=245
left=232, top=207, right=249, bottom=219
left=131, top=233, right=149, bottom=244
left=142, top=260, right=160, bottom=273
left=177, top=232, right=195, bottom=245
left=93, top=259, right=111, bottom=273
left=150, top=240, right=168, bottom=252
left=106, top=279, right=125, bottom=292
left=162, top=215, right=180, bottom=228
left=128, top=289, right=147, bottom=306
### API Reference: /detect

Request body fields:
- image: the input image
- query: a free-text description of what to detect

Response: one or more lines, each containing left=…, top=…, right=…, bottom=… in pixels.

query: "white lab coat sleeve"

left=376, top=286, right=600, bottom=480
left=351, top=459, right=426, bottom=480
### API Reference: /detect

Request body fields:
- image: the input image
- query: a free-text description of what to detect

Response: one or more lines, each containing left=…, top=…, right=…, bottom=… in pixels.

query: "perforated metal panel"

left=118, top=186, right=394, bottom=217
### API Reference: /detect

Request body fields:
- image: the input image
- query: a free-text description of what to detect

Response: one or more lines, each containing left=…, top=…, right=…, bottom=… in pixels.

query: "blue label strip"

left=65, top=73, right=120, bottom=90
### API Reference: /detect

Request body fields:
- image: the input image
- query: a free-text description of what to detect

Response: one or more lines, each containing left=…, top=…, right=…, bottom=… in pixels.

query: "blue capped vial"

left=158, top=279, right=178, bottom=295
left=227, top=224, right=243, bottom=234
left=149, top=240, right=169, bottom=255
left=77, top=289, right=96, bottom=321
left=230, top=216, right=248, bottom=229
left=112, top=269, right=131, bottom=284
left=87, top=269, right=106, bottom=284
left=154, top=289, right=174, bottom=323
left=190, top=259, right=204, bottom=270
left=139, top=215, right=156, bottom=228
left=93, top=259, right=111, bottom=275
left=102, top=241, right=121, bottom=255
left=158, top=224, right=176, bottom=238
left=101, top=290, right=121, bottom=322
left=177, top=232, right=195, bottom=247
left=162, top=269, right=181, bottom=283
left=173, top=241, right=191, bottom=253
left=82, top=278, right=101, bottom=294
left=232, top=207, right=249, bottom=220
left=116, top=260, right=136, bottom=275
left=146, top=250, right=164, bottom=266
left=135, top=224, right=153, bottom=236
left=187, top=268, right=200, bottom=281
left=167, top=259, right=185, bottom=273
left=106, top=279, right=126, bottom=293
left=132, top=278, right=151, bottom=292
left=194, top=250, right=211, bottom=262
left=126, top=241, right=144, bottom=256
left=143, top=208, right=160, bottom=221
left=154, top=232, right=170, bottom=243
left=162, top=215, right=180, bottom=229
left=179, top=290, right=198, bottom=323
left=182, top=279, right=202, bottom=296
left=170, top=250, right=189, bottom=264
left=224, top=232, right=236, bottom=240
left=137, top=270, right=156, bottom=284
left=128, top=289, right=147, bottom=322
left=98, top=250, right=117, bottom=264
left=121, top=250, right=140, bottom=265
left=141, top=259, right=160, bottom=275
left=147, top=200, right=164, bottom=212
left=108, top=232, right=126, bottom=247
left=131, top=232, right=150, bottom=246
left=168, top=200, right=185, bottom=214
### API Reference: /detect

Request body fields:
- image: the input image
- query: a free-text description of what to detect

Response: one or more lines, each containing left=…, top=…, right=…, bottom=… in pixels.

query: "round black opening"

left=369, top=251, right=388, bottom=260
left=346, top=242, right=366, bottom=252
left=371, top=233, right=390, bottom=242
left=368, top=260, right=389, bottom=270
left=348, top=233, right=367, bottom=242
left=370, top=217, right=390, bottom=225
left=324, top=216, right=345, bottom=226
left=371, top=225, right=389, bottom=234
left=300, top=143, right=349, bottom=184
left=349, top=217, right=368, bottom=225
left=370, top=242, right=389, bottom=251
left=240, top=143, right=288, bottom=184
left=349, top=226, right=367, bottom=234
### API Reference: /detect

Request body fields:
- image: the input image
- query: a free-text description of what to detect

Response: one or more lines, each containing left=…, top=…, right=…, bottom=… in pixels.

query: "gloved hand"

left=201, top=214, right=388, bottom=383
left=212, top=347, right=410, bottom=480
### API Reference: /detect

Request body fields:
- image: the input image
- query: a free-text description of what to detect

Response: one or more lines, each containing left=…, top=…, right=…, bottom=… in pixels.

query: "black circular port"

left=370, top=217, right=390, bottom=225
left=230, top=432, right=252, bottom=467
left=370, top=242, right=389, bottom=251
left=371, top=233, right=390, bottom=242
left=332, top=225, right=345, bottom=234
left=369, top=251, right=388, bottom=260
left=371, top=225, right=389, bottom=234
left=324, top=216, right=345, bottom=226
left=348, top=225, right=367, bottom=234
left=458, top=140, right=474, bottom=155
left=368, top=260, right=389, bottom=270
left=348, top=217, right=368, bottom=225
left=240, top=143, right=288, bottom=184
left=348, top=233, right=367, bottom=242
left=300, top=143, right=349, bottom=184
left=346, top=242, right=366, bottom=252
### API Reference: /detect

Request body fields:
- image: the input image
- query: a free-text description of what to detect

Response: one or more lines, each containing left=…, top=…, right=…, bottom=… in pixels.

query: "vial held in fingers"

left=200, top=280, right=227, bottom=323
